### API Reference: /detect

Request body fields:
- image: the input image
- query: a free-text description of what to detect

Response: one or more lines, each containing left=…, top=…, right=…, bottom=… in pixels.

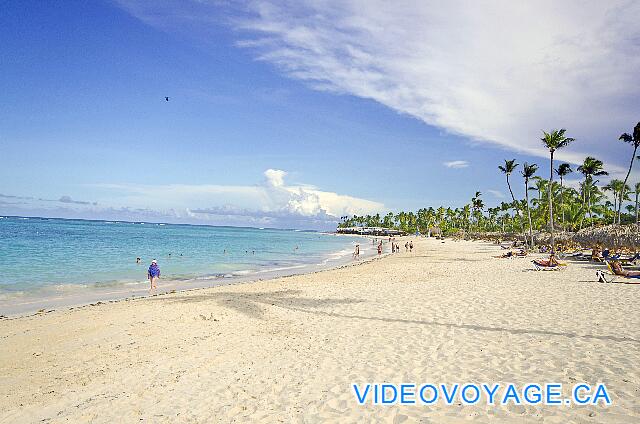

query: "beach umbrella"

left=572, top=224, right=640, bottom=251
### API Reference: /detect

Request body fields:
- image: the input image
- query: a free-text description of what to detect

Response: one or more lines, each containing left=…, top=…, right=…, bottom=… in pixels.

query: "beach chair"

left=618, top=253, right=639, bottom=266
left=596, top=261, right=640, bottom=284
left=570, top=252, right=591, bottom=261
left=532, top=260, right=566, bottom=271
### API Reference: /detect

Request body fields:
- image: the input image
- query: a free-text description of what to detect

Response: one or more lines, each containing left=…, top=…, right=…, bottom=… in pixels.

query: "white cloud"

left=113, top=0, right=640, bottom=187
left=0, top=170, right=384, bottom=229
left=264, top=168, right=286, bottom=187
left=443, top=160, right=469, bottom=169
left=486, top=190, right=505, bottom=199
left=228, top=0, right=639, bottom=176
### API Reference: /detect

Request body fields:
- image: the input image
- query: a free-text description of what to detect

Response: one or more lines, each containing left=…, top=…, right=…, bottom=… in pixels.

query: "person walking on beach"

left=409, top=241, right=413, bottom=252
left=353, top=244, right=360, bottom=260
left=377, top=241, right=383, bottom=255
left=148, top=259, right=160, bottom=291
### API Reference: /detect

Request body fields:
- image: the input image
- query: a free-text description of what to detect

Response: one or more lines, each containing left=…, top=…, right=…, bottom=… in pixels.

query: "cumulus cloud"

left=443, top=160, right=469, bottom=169
left=264, top=168, right=286, bottom=187
left=0, top=170, right=384, bottom=229
left=113, top=169, right=383, bottom=220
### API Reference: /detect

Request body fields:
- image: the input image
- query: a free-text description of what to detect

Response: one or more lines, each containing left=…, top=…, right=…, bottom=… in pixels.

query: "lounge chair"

left=532, top=259, right=566, bottom=271
left=596, top=261, right=640, bottom=284
left=618, top=253, right=639, bottom=265
left=565, top=252, right=588, bottom=261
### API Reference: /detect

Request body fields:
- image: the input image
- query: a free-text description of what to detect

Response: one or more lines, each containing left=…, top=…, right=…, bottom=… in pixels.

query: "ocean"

left=0, top=216, right=370, bottom=315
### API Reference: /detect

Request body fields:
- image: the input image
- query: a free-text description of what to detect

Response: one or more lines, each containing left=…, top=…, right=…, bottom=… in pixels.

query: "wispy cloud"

left=443, top=160, right=469, bottom=169
left=0, top=193, right=33, bottom=200
left=231, top=1, right=639, bottom=174
left=486, top=190, right=505, bottom=199
left=58, top=196, right=96, bottom=206
left=114, top=0, right=640, bottom=180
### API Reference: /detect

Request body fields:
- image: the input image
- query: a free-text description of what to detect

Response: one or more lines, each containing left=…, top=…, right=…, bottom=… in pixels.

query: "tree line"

left=339, top=122, right=640, bottom=251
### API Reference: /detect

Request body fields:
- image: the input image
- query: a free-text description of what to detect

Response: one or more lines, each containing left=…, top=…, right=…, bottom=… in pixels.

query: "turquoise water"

left=0, top=216, right=361, bottom=297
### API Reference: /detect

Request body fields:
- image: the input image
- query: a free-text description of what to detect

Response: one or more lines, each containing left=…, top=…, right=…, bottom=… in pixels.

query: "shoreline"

left=0, top=235, right=394, bottom=319
left=1, top=237, right=639, bottom=422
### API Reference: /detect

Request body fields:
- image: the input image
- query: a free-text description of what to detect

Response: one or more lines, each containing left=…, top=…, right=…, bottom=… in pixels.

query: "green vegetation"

left=339, top=122, right=640, bottom=245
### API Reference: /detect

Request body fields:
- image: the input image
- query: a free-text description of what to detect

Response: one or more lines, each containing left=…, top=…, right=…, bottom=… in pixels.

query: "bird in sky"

left=165, top=97, right=170, bottom=102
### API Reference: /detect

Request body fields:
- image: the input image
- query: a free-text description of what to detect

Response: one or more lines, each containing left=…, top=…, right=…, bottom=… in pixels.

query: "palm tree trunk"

left=618, top=145, right=638, bottom=224
left=549, top=151, right=555, bottom=252
left=506, top=175, right=516, bottom=204
left=506, top=175, right=526, bottom=244
left=560, top=176, right=565, bottom=230
left=636, top=191, right=640, bottom=224
left=588, top=190, right=594, bottom=227
left=579, top=178, right=588, bottom=231
left=525, top=181, right=534, bottom=248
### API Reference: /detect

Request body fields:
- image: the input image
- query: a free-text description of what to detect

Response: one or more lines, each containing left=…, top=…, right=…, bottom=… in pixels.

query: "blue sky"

left=1, top=1, right=639, bottom=229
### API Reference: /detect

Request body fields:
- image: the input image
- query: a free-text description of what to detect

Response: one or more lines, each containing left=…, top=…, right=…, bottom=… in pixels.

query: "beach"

left=1, top=237, right=639, bottom=423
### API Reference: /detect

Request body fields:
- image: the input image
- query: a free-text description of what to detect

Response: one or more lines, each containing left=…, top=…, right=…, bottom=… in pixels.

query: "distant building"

left=336, top=227, right=406, bottom=236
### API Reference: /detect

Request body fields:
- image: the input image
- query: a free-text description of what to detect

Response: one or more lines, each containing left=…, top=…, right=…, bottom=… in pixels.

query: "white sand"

left=1, top=238, right=639, bottom=423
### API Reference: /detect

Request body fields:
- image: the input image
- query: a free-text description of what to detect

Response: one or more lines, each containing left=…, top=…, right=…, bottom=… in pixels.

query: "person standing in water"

left=148, top=259, right=160, bottom=291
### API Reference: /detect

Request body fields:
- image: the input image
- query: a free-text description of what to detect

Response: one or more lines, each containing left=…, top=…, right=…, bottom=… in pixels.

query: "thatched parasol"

left=534, top=231, right=574, bottom=246
left=572, top=224, right=640, bottom=251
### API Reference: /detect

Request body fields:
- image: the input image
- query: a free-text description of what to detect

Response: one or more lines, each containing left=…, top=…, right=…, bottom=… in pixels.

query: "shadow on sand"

left=151, top=288, right=639, bottom=345
left=149, top=289, right=365, bottom=320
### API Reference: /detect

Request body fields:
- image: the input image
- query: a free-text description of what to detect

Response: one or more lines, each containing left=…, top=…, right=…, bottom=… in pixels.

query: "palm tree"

left=498, top=159, right=526, bottom=239
left=529, top=176, right=548, bottom=202
left=616, top=122, right=640, bottom=223
left=626, top=204, right=635, bottom=217
left=499, top=160, right=519, bottom=203
left=471, top=191, right=484, bottom=230
left=603, top=180, right=618, bottom=221
left=555, top=163, right=573, bottom=229
left=577, top=156, right=608, bottom=229
left=541, top=129, right=574, bottom=252
left=603, top=179, right=630, bottom=223
left=521, top=162, right=538, bottom=248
